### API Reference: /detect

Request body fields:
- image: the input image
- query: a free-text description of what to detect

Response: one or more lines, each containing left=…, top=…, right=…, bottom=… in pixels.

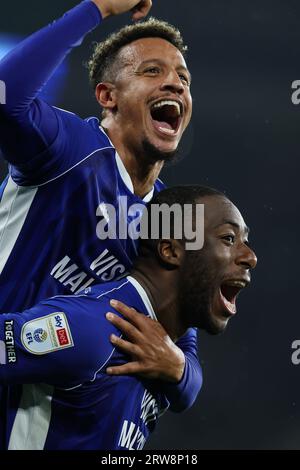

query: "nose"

left=160, top=70, right=185, bottom=95
left=236, top=244, right=257, bottom=271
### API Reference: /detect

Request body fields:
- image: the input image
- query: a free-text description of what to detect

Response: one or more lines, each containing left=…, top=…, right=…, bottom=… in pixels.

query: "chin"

left=204, top=313, right=229, bottom=335
left=142, top=137, right=178, bottom=163
left=205, top=324, right=227, bottom=336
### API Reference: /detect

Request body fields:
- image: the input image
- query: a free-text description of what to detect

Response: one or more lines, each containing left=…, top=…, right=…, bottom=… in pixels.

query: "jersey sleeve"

left=161, top=328, right=203, bottom=412
left=0, top=1, right=102, bottom=178
left=0, top=294, right=118, bottom=388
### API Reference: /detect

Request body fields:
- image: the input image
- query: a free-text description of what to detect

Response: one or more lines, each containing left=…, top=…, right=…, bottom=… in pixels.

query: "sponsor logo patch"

left=21, top=312, right=74, bottom=354
left=57, top=328, right=69, bottom=346
left=33, top=328, right=48, bottom=343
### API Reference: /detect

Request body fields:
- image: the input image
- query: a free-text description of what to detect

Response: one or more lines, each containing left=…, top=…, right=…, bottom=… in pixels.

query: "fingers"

left=109, top=299, right=145, bottom=328
left=106, top=311, right=144, bottom=341
left=110, top=299, right=136, bottom=316
left=109, top=333, right=141, bottom=356
left=131, top=0, right=152, bottom=21
left=106, top=361, right=141, bottom=376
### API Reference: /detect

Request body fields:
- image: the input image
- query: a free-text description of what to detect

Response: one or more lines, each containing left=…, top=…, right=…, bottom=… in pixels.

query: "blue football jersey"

left=0, top=277, right=174, bottom=450
left=0, top=112, right=164, bottom=312
left=0, top=0, right=202, bottom=450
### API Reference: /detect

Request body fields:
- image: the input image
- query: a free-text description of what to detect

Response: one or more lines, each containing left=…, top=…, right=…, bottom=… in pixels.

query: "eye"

left=144, top=67, right=161, bottom=75
left=179, top=74, right=190, bottom=85
left=222, top=234, right=235, bottom=245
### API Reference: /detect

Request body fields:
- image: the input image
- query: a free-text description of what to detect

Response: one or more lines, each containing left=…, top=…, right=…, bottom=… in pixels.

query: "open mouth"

left=150, top=99, right=183, bottom=136
left=219, top=280, right=247, bottom=316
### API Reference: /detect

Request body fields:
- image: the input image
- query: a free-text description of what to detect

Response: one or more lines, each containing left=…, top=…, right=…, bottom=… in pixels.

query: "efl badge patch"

left=21, top=312, right=74, bottom=354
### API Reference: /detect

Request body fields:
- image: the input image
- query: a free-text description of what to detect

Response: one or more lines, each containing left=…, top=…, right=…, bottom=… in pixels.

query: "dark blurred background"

left=1, top=0, right=299, bottom=450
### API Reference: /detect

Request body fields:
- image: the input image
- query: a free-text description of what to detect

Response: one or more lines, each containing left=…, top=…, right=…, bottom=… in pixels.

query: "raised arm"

left=93, top=0, right=152, bottom=20
left=0, top=1, right=151, bottom=168
left=0, top=1, right=100, bottom=166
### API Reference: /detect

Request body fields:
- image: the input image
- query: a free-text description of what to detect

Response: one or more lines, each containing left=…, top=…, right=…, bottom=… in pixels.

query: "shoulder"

left=33, top=293, right=118, bottom=382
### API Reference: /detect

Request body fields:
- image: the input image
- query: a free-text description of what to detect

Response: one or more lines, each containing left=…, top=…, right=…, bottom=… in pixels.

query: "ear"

left=95, top=82, right=117, bottom=111
left=157, top=239, right=185, bottom=268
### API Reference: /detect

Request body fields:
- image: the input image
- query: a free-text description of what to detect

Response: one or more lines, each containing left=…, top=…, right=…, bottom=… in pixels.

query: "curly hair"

left=88, top=17, right=188, bottom=90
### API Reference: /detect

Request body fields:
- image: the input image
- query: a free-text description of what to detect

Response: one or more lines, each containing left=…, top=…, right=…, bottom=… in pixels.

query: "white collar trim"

left=115, top=152, right=155, bottom=202
left=127, top=276, right=157, bottom=321
left=99, top=126, right=155, bottom=202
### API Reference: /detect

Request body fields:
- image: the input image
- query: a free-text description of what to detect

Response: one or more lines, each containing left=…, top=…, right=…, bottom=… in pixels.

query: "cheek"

left=185, top=93, right=193, bottom=119
left=216, top=254, right=234, bottom=276
left=117, top=84, right=145, bottom=113
left=207, top=247, right=232, bottom=272
left=180, top=104, right=192, bottom=136
left=118, top=95, right=140, bottom=116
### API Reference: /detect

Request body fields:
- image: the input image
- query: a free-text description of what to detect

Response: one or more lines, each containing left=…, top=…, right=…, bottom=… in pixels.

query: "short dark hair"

left=149, top=185, right=225, bottom=209
left=88, top=17, right=188, bottom=90
left=138, top=184, right=227, bottom=256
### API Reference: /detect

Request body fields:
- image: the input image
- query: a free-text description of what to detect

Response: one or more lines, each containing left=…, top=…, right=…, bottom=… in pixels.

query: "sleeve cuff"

left=86, top=0, right=103, bottom=23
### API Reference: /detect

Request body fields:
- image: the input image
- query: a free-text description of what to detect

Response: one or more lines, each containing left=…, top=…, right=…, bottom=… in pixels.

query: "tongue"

left=220, top=289, right=237, bottom=315
left=222, top=295, right=237, bottom=314
left=152, top=119, right=173, bottom=130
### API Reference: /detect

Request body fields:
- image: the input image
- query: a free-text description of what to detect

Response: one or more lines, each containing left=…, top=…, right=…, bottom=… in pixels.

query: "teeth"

left=226, top=281, right=246, bottom=288
left=152, top=100, right=181, bottom=116
left=158, top=127, right=175, bottom=135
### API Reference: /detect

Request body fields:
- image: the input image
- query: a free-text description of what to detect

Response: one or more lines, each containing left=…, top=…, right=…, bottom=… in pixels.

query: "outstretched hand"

left=92, top=0, right=152, bottom=21
left=106, top=299, right=185, bottom=383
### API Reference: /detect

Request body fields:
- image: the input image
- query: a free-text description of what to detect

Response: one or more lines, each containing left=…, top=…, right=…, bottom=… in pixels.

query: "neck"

left=103, top=125, right=164, bottom=199
left=130, top=267, right=187, bottom=342
left=121, top=154, right=164, bottom=199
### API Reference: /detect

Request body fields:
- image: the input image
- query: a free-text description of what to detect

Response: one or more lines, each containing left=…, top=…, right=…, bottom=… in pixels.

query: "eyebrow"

left=215, top=220, right=250, bottom=236
left=137, top=59, right=192, bottom=82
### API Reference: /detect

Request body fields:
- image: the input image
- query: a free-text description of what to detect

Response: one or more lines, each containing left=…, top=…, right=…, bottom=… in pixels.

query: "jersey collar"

left=127, top=276, right=157, bottom=321
left=99, top=126, right=155, bottom=203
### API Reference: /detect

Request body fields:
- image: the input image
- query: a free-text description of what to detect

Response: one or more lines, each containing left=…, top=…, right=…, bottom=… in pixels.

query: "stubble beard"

left=179, top=255, right=224, bottom=336
left=141, top=137, right=180, bottom=164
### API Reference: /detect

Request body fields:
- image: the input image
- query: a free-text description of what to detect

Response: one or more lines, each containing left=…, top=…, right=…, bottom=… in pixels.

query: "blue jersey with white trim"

left=0, top=113, right=164, bottom=312
left=0, top=0, right=203, bottom=448
left=0, top=278, right=196, bottom=450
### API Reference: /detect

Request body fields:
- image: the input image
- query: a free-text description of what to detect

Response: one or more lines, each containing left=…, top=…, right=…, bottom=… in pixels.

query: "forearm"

left=0, top=295, right=111, bottom=387
left=105, top=302, right=203, bottom=411
left=0, top=1, right=101, bottom=119
left=161, top=329, right=203, bottom=412
left=162, top=350, right=203, bottom=413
